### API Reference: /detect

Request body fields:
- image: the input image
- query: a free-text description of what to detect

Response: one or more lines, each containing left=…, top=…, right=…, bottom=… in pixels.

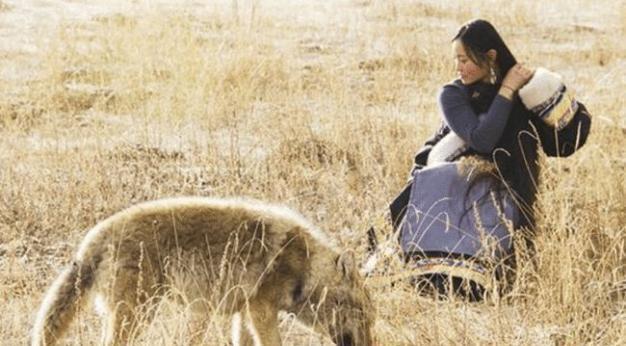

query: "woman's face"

left=452, top=40, right=489, bottom=85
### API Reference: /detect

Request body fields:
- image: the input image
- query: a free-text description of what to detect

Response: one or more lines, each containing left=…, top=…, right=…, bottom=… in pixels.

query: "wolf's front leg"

left=236, top=298, right=281, bottom=346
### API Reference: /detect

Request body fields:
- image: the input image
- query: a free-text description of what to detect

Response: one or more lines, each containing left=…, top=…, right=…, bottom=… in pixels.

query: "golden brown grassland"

left=0, top=0, right=624, bottom=344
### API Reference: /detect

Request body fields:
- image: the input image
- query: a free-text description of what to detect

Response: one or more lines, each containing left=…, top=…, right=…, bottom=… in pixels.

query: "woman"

left=392, top=19, right=543, bottom=301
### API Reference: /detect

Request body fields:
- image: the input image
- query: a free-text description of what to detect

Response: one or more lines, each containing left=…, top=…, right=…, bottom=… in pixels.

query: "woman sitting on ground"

left=390, top=19, right=590, bottom=301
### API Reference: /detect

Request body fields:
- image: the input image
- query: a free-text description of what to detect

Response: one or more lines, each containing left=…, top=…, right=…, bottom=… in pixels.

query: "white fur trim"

left=361, top=252, right=378, bottom=277
left=427, top=132, right=468, bottom=166
left=518, top=67, right=563, bottom=110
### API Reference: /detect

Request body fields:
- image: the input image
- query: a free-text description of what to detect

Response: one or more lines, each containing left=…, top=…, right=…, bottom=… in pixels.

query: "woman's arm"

left=438, top=63, right=534, bottom=154
left=438, top=85, right=513, bottom=153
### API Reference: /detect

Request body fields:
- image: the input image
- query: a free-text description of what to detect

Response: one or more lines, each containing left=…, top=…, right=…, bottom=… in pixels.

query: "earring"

left=489, top=65, right=497, bottom=84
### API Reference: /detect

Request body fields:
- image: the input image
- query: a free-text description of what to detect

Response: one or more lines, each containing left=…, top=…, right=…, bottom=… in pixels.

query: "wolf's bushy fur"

left=32, top=197, right=374, bottom=346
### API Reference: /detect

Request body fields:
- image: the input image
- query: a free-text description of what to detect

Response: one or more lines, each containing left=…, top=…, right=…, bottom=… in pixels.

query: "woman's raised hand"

left=502, top=63, right=534, bottom=91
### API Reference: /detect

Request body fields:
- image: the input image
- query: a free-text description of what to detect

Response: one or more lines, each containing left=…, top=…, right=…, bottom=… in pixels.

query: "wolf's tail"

left=31, top=254, right=103, bottom=346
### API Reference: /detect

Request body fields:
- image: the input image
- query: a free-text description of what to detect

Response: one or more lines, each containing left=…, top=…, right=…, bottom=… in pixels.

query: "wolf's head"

left=295, top=251, right=375, bottom=346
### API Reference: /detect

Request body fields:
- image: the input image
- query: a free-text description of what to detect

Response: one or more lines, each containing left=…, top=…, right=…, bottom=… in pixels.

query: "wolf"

left=31, top=197, right=375, bottom=346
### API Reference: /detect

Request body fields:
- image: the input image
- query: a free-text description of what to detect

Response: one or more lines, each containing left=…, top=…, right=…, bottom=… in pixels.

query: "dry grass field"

left=1, top=0, right=625, bottom=345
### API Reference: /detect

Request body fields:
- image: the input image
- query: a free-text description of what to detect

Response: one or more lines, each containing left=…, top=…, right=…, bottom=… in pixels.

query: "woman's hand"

left=501, top=63, right=534, bottom=91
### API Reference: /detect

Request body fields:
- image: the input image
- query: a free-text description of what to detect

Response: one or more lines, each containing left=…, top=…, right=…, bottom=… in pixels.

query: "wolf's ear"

left=336, top=251, right=357, bottom=281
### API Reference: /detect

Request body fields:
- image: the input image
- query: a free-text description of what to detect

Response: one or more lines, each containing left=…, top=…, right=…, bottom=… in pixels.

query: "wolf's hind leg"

left=232, top=312, right=252, bottom=346
left=237, top=298, right=281, bottom=346
left=101, top=267, right=159, bottom=346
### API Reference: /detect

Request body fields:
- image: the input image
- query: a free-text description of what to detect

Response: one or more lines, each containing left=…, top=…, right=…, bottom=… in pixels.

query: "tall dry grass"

left=1, top=0, right=624, bottom=345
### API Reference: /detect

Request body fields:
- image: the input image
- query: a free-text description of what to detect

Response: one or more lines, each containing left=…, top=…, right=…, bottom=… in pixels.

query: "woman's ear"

left=486, top=49, right=497, bottom=62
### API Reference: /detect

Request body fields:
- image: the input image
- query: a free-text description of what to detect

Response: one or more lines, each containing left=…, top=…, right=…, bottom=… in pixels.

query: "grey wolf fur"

left=32, top=197, right=375, bottom=345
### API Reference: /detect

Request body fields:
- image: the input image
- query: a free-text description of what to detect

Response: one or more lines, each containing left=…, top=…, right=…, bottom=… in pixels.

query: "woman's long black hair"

left=454, top=19, right=541, bottom=230
left=453, top=19, right=517, bottom=84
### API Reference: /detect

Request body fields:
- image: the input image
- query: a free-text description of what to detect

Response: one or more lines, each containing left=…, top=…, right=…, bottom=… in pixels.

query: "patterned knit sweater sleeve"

left=437, top=84, right=513, bottom=153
